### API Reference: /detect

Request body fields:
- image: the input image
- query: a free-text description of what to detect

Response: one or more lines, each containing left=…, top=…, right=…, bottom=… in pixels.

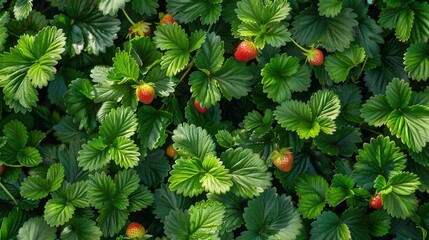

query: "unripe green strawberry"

left=194, top=99, right=208, bottom=113
left=234, top=40, right=258, bottom=62
left=306, top=48, right=324, bottom=66
left=160, top=13, right=176, bottom=25
left=0, top=164, right=5, bottom=175
left=271, top=148, right=294, bottom=172
left=370, top=194, right=383, bottom=209
left=128, top=21, right=151, bottom=38
left=166, top=144, right=177, bottom=158
left=126, top=222, right=145, bottom=239
left=136, top=83, right=155, bottom=105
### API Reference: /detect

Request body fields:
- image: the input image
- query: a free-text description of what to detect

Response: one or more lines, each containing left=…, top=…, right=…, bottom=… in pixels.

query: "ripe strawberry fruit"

left=370, top=194, right=383, bottom=209
left=136, top=83, right=155, bottom=104
left=166, top=144, right=177, bottom=158
left=126, top=222, right=145, bottom=239
left=0, top=164, right=5, bottom=175
left=306, top=48, right=324, bottom=66
left=234, top=40, right=258, bottom=62
left=160, top=13, right=176, bottom=25
left=271, top=148, right=294, bottom=172
left=194, top=99, right=208, bottom=113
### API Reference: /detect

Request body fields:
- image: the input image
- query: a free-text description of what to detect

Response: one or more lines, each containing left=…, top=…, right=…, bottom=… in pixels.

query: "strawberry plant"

left=0, top=0, right=428, bottom=239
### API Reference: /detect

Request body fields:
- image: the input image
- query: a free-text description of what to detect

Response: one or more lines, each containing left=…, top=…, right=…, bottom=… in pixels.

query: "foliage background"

left=0, top=0, right=429, bottom=239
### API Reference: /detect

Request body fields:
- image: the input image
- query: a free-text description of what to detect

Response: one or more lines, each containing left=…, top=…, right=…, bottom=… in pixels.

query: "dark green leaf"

left=17, top=217, right=56, bottom=240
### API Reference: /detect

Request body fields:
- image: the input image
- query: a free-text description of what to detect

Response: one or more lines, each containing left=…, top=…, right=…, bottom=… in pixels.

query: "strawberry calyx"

left=128, top=21, right=152, bottom=38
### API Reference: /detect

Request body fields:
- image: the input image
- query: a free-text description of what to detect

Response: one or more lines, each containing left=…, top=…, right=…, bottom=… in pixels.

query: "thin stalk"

left=357, top=57, right=369, bottom=80
left=122, top=9, right=135, bottom=25
left=287, top=36, right=309, bottom=53
left=0, top=182, right=18, bottom=205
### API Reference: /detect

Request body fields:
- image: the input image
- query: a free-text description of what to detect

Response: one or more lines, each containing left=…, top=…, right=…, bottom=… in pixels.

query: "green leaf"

left=314, top=125, right=362, bottom=157
left=109, top=137, right=140, bottom=168
left=238, top=188, right=302, bottom=239
left=46, top=163, right=65, bottom=192
left=172, top=123, right=216, bottom=160
left=200, top=155, right=233, bottom=194
left=44, top=198, right=75, bottom=227
left=65, top=181, right=90, bottom=208
left=243, top=109, right=273, bottom=137
left=221, top=148, right=272, bottom=198
left=6, top=10, right=48, bottom=37
left=114, top=169, right=140, bottom=197
left=51, top=0, right=120, bottom=56
left=388, top=172, right=421, bottom=195
left=169, top=157, right=204, bottom=197
left=144, top=66, right=177, bottom=97
left=137, top=106, right=172, bottom=153
left=340, top=208, right=371, bottom=240
left=296, top=174, right=329, bottom=198
left=396, top=7, right=414, bottom=42
left=368, top=210, right=391, bottom=237
left=385, top=78, right=412, bottom=109
left=107, top=51, right=139, bottom=83
left=77, top=137, right=110, bottom=171
left=324, top=45, right=366, bottom=83
left=14, top=0, right=33, bottom=21
left=99, top=107, right=138, bottom=143
left=292, top=7, right=358, bottom=52
left=207, top=192, right=246, bottom=233
left=326, top=174, right=355, bottom=207
left=86, top=172, right=117, bottom=210
left=0, top=208, right=28, bottom=240
left=353, top=136, right=407, bottom=189
left=361, top=95, right=392, bottom=127
left=164, top=209, right=191, bottom=239
left=353, top=14, right=384, bottom=59
left=409, top=2, right=429, bottom=43
left=309, top=90, right=341, bottom=122
left=53, top=116, right=88, bottom=143
left=383, top=192, right=418, bottom=219
left=274, top=100, right=315, bottom=139
left=153, top=184, right=192, bottom=222
left=124, top=36, right=162, bottom=74
left=137, top=150, right=171, bottom=187
left=318, top=0, right=342, bottom=17
left=189, top=200, right=225, bottom=238
left=132, top=0, right=158, bottom=16
left=215, top=130, right=236, bottom=149
left=404, top=42, right=429, bottom=82
left=20, top=176, right=50, bottom=200
left=310, top=211, right=350, bottom=240
left=128, top=185, right=154, bottom=212
left=261, top=54, right=311, bottom=103
left=387, top=105, right=429, bottom=152
left=236, top=0, right=291, bottom=24
left=98, top=0, right=129, bottom=16
left=17, top=217, right=56, bottom=240
left=97, top=206, right=128, bottom=237
left=60, top=218, right=102, bottom=240
left=64, top=78, right=97, bottom=132
left=0, top=26, right=66, bottom=112
left=3, top=120, right=27, bottom=151
left=167, top=0, right=222, bottom=25
left=194, top=32, right=224, bottom=73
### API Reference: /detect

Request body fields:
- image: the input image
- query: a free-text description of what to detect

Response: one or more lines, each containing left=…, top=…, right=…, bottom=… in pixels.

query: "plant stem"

left=0, top=182, right=18, bottom=205
left=357, top=57, right=368, bottom=80
left=122, top=9, right=135, bottom=25
left=4, top=164, right=23, bottom=168
left=287, top=36, right=310, bottom=53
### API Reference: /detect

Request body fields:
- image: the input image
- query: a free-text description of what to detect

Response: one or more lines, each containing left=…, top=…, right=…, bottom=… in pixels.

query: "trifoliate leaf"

left=315, top=126, right=362, bottom=157
left=188, top=200, right=225, bottom=238
left=385, top=78, right=412, bottom=109
left=220, top=148, right=272, bottom=198
left=353, top=136, right=407, bottom=189
left=20, top=176, right=50, bottom=200
left=292, top=7, right=358, bottom=52
left=309, top=211, right=350, bottom=240
left=86, top=172, right=117, bottom=210
left=168, top=158, right=204, bottom=197
left=324, top=45, right=366, bottom=83
left=137, top=150, right=170, bottom=187
left=132, top=0, right=158, bottom=16
left=0, top=26, right=66, bottom=112
left=137, top=106, right=172, bottom=154
left=64, top=78, right=98, bottom=132
left=107, top=51, right=139, bottom=83
left=200, top=155, right=233, bottom=194
left=172, top=123, right=216, bottom=160
left=153, top=184, right=192, bottom=222
left=46, top=163, right=65, bottom=192
left=110, top=137, right=140, bottom=169
left=17, top=217, right=56, bottom=240
left=368, top=210, right=391, bottom=237
left=60, top=218, right=102, bottom=240
left=77, top=137, right=110, bottom=171
left=98, top=0, right=129, bottom=16
left=13, top=0, right=33, bottom=21
left=318, top=0, right=342, bottom=17
left=361, top=95, right=392, bottom=127
left=44, top=198, right=75, bottom=227
left=239, top=188, right=302, bottom=239
left=364, top=39, right=408, bottom=94
left=99, top=107, right=138, bottom=143
left=167, top=0, right=222, bottom=25
left=261, top=54, right=311, bottom=103
left=195, top=32, right=224, bottom=73
left=404, top=42, right=429, bottom=82
left=207, top=192, right=246, bottom=233
left=51, top=0, right=120, bottom=56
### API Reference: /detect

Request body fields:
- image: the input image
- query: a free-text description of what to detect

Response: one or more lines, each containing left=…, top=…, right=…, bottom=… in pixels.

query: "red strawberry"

left=136, top=83, right=155, bottom=104
left=194, top=99, right=208, bottom=113
left=166, top=144, right=177, bottom=158
left=271, top=148, right=294, bottom=172
left=126, top=222, right=145, bottom=239
left=160, top=13, right=176, bottom=25
left=0, top=164, right=5, bottom=175
left=370, top=194, right=383, bottom=209
left=234, top=40, right=258, bottom=62
left=306, top=48, right=324, bottom=66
